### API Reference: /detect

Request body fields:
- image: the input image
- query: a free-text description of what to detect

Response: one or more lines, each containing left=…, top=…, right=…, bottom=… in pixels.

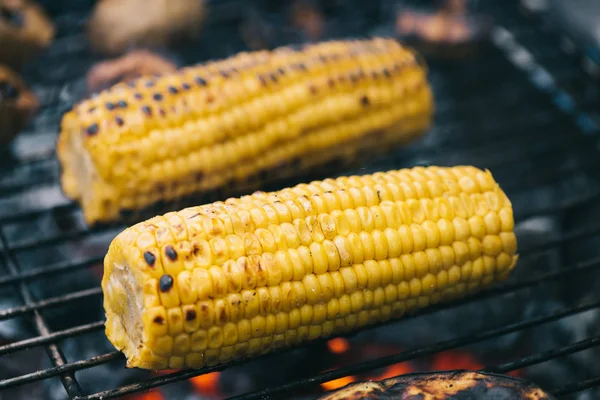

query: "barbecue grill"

left=1, top=0, right=600, bottom=399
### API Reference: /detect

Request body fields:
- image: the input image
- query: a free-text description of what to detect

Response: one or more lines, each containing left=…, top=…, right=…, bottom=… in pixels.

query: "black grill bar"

left=0, top=287, right=102, bottom=321
left=0, top=256, right=102, bottom=287
left=486, top=336, right=600, bottom=375
left=553, top=377, right=600, bottom=397
left=0, top=352, right=123, bottom=392
left=0, top=320, right=104, bottom=358
left=0, top=230, right=84, bottom=397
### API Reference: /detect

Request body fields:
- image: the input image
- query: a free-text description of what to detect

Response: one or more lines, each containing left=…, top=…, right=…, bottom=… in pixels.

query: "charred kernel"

left=360, top=96, right=370, bottom=107
left=117, top=100, right=127, bottom=108
left=309, top=85, right=318, bottom=95
left=277, top=67, right=285, bottom=75
left=159, top=108, right=166, bottom=116
left=145, top=81, right=155, bottom=87
left=195, top=76, right=207, bottom=86
left=220, top=70, right=230, bottom=78
left=372, top=71, right=379, bottom=79
left=115, top=116, right=124, bottom=126
left=186, top=309, right=197, bottom=321
left=105, top=102, right=115, bottom=110
left=88, top=106, right=96, bottom=112
left=258, top=75, right=267, bottom=86
left=153, top=316, right=164, bottom=324
left=86, top=123, right=99, bottom=136
left=269, top=73, right=278, bottom=83
left=165, top=245, right=178, bottom=261
left=134, top=93, right=143, bottom=100
left=159, top=274, right=174, bottom=292
left=141, top=106, right=152, bottom=116
left=182, top=83, right=191, bottom=90
left=350, top=74, right=358, bottom=83
left=144, top=251, right=156, bottom=266
left=168, top=86, right=178, bottom=94
left=296, top=63, right=307, bottom=71
left=327, top=78, right=335, bottom=87
left=153, top=93, right=163, bottom=101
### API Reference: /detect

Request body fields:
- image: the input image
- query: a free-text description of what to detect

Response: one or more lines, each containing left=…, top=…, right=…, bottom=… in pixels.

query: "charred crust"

left=185, top=309, right=197, bottom=321
left=360, top=95, right=370, bottom=107
left=143, top=251, right=156, bottom=267
left=152, top=93, right=163, bottom=101
left=153, top=316, right=164, bottom=324
left=383, top=68, right=391, bottom=78
left=105, top=102, right=115, bottom=110
left=195, top=76, right=207, bottom=86
left=159, top=274, right=174, bottom=292
left=220, top=70, right=230, bottom=78
left=165, top=245, right=178, bottom=261
left=182, top=83, right=191, bottom=90
left=115, top=116, right=124, bottom=126
left=218, top=308, right=227, bottom=323
left=168, top=86, right=178, bottom=94
left=117, top=100, right=128, bottom=108
left=145, top=81, right=155, bottom=88
left=141, top=106, right=152, bottom=116
left=85, top=123, right=99, bottom=136
left=191, top=243, right=200, bottom=255
left=134, top=93, right=143, bottom=100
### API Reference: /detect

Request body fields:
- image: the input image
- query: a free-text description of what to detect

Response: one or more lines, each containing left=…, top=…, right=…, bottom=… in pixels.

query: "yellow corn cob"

left=57, top=37, right=434, bottom=225
left=102, top=165, right=518, bottom=370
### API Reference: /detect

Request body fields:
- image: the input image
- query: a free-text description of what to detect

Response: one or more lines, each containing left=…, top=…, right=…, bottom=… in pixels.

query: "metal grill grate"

left=1, top=1, right=600, bottom=399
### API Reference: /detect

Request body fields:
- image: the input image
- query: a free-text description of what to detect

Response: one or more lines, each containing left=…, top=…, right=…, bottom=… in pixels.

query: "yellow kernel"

left=209, top=266, right=228, bottom=297
left=350, top=291, right=364, bottom=313
left=256, top=228, right=277, bottom=254
left=251, top=315, right=266, bottom=338
left=482, top=235, right=503, bottom=256
left=437, top=219, right=455, bottom=246
left=300, top=304, right=313, bottom=325
left=152, top=336, right=174, bottom=357
left=298, top=246, right=314, bottom=275
left=323, top=240, right=341, bottom=271
left=214, top=298, right=229, bottom=325
left=256, top=287, right=270, bottom=316
left=411, top=224, right=427, bottom=251
left=372, top=230, right=388, bottom=260
left=453, top=218, right=470, bottom=241
left=317, top=273, right=334, bottom=302
left=469, top=216, right=486, bottom=239
left=313, top=304, right=327, bottom=324
left=439, top=246, right=455, bottom=269
left=360, top=231, right=375, bottom=261
left=461, top=261, right=473, bottom=281
left=173, top=334, right=191, bottom=356
left=363, top=289, right=374, bottom=309
left=288, top=308, right=301, bottom=329
left=186, top=353, right=204, bottom=368
left=364, top=260, right=382, bottom=290
left=500, top=232, right=517, bottom=255
left=210, top=237, right=230, bottom=265
left=280, top=222, right=301, bottom=248
left=243, top=233, right=263, bottom=256
left=422, top=273, right=436, bottom=295
left=327, top=298, right=340, bottom=320
left=344, top=209, right=361, bottom=233
left=409, top=278, right=422, bottom=297
left=471, top=258, right=484, bottom=281
left=207, top=326, right=223, bottom=349
left=167, top=307, right=184, bottom=336
left=413, top=251, right=429, bottom=278
left=496, top=253, right=515, bottom=271
left=275, top=312, right=289, bottom=333
left=468, top=237, right=483, bottom=260
left=452, top=242, right=470, bottom=266
left=347, top=233, right=364, bottom=264
left=398, top=225, right=414, bottom=253
left=223, top=260, right=244, bottom=293
left=303, top=274, right=322, bottom=304
left=176, top=271, right=197, bottom=304
left=268, top=225, right=288, bottom=250
left=331, top=271, right=345, bottom=297
left=448, top=265, right=461, bottom=285
left=265, top=314, right=277, bottom=336
left=499, top=208, right=514, bottom=232
left=354, top=263, right=368, bottom=289
left=384, top=228, right=402, bottom=258
left=310, top=242, right=329, bottom=274
left=338, top=294, right=352, bottom=317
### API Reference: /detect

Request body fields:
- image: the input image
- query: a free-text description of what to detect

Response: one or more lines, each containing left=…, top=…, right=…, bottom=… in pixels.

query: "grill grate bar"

left=0, top=288, right=102, bottom=321
left=82, top=299, right=600, bottom=400
left=553, top=377, right=600, bottom=397
left=485, top=336, right=600, bottom=374
left=0, top=352, right=123, bottom=391
left=0, top=320, right=104, bottom=357
left=0, top=230, right=84, bottom=398
left=0, top=256, right=102, bottom=287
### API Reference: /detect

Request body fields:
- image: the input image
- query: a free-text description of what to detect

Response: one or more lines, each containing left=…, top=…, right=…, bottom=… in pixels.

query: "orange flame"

left=327, top=338, right=350, bottom=354
left=190, top=372, right=221, bottom=396
left=321, top=375, right=356, bottom=391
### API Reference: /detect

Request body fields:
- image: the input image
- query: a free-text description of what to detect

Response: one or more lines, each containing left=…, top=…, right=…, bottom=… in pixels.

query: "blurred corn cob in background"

left=102, top=165, right=518, bottom=370
left=57, top=37, right=434, bottom=225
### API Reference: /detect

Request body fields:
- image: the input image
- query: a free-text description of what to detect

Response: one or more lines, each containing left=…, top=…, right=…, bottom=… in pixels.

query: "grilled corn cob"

left=102, top=165, right=518, bottom=370
left=57, top=37, right=434, bottom=226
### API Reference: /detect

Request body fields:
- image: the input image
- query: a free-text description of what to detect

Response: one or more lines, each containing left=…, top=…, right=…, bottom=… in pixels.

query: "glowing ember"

left=190, top=372, right=221, bottom=396
left=372, top=362, right=413, bottom=381
left=321, top=375, right=356, bottom=391
left=327, top=338, right=350, bottom=354
left=432, top=350, right=483, bottom=371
